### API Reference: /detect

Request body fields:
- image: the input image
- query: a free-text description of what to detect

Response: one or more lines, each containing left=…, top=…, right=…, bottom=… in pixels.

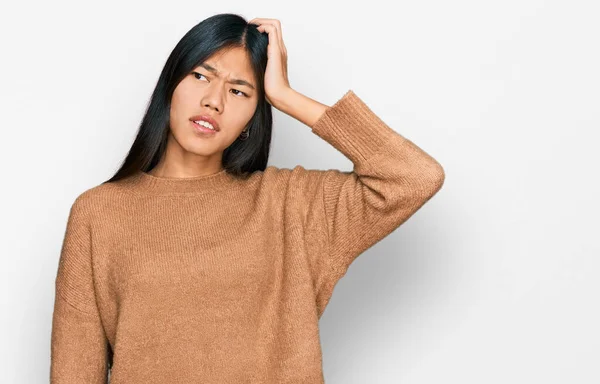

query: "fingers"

left=257, top=18, right=286, bottom=56
left=249, top=18, right=287, bottom=56
left=249, top=17, right=282, bottom=36
left=258, top=24, right=281, bottom=53
left=249, top=18, right=289, bottom=82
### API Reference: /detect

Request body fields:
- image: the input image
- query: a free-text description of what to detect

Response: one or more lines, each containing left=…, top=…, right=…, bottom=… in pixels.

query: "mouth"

left=189, top=115, right=220, bottom=131
left=190, top=120, right=219, bottom=135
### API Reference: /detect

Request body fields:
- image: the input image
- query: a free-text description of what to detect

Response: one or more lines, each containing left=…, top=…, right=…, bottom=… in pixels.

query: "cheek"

left=170, top=90, right=195, bottom=125
left=230, top=107, right=256, bottom=132
left=238, top=102, right=258, bottom=124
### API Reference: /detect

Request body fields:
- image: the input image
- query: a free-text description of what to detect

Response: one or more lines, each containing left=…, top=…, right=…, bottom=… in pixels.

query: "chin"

left=183, top=141, right=222, bottom=157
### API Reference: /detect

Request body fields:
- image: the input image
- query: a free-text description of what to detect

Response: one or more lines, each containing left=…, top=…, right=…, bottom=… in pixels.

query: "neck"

left=148, top=161, right=224, bottom=179
left=147, top=167, right=225, bottom=179
left=116, top=167, right=243, bottom=196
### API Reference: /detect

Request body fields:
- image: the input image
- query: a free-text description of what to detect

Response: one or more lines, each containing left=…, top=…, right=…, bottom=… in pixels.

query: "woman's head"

left=106, top=13, right=271, bottom=184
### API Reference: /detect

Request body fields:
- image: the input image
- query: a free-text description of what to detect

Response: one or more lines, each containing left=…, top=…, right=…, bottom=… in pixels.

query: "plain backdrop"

left=1, top=0, right=599, bottom=383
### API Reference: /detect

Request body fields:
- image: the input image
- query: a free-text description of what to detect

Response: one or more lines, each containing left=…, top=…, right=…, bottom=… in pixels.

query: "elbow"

left=419, top=161, right=445, bottom=200
left=364, top=159, right=445, bottom=215
left=428, top=162, right=445, bottom=195
left=403, top=161, right=445, bottom=203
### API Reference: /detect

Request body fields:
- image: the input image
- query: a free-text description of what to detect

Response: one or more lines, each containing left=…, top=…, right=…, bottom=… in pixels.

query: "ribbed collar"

left=119, top=168, right=242, bottom=196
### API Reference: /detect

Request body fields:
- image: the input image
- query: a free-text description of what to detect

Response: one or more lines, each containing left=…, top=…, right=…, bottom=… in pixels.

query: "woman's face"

left=168, top=46, right=259, bottom=163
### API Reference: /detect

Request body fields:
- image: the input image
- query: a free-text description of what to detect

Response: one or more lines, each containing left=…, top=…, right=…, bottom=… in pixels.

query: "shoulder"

left=256, top=164, right=336, bottom=187
left=255, top=165, right=348, bottom=206
left=67, top=181, right=124, bottom=223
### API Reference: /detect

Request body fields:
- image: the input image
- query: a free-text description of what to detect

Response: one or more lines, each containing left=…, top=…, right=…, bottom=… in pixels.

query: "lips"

left=189, top=115, right=220, bottom=131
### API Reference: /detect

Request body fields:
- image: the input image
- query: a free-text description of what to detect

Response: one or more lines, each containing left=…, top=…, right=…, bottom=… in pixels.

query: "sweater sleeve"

left=297, top=90, right=445, bottom=317
left=50, top=195, right=110, bottom=383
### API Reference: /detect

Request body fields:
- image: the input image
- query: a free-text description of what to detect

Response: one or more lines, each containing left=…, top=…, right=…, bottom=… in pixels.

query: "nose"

left=201, top=84, right=224, bottom=113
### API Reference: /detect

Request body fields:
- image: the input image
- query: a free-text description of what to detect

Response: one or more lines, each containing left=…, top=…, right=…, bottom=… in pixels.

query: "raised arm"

left=281, top=89, right=445, bottom=316
left=50, top=195, right=110, bottom=383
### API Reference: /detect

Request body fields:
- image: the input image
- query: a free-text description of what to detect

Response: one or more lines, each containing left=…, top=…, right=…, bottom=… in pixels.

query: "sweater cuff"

left=310, top=90, right=405, bottom=165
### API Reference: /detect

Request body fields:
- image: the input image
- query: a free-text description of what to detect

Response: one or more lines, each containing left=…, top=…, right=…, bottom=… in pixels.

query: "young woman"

left=50, top=13, right=445, bottom=384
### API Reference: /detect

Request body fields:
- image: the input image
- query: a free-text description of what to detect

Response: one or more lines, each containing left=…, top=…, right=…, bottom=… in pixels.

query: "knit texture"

left=50, top=90, right=445, bottom=383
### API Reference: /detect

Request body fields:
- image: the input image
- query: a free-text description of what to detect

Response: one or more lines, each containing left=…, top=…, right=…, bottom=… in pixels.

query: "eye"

left=231, top=89, right=248, bottom=97
left=192, top=72, right=207, bottom=81
left=192, top=72, right=247, bottom=98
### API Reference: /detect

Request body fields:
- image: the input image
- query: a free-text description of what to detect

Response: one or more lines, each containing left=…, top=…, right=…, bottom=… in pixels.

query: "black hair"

left=104, top=13, right=271, bottom=184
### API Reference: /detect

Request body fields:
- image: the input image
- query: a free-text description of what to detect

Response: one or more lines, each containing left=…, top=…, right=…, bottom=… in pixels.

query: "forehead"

left=200, top=47, right=253, bottom=76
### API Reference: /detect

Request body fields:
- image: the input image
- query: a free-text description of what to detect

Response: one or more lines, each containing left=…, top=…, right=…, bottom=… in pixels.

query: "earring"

left=239, top=127, right=250, bottom=141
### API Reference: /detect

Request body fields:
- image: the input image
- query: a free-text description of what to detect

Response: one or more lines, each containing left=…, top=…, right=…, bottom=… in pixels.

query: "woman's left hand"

left=248, top=18, right=292, bottom=108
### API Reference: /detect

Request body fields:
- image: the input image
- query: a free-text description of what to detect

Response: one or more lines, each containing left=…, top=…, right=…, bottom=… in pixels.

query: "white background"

left=1, top=0, right=599, bottom=383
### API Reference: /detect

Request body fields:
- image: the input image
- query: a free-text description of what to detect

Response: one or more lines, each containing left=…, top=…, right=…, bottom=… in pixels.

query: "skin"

left=150, top=46, right=259, bottom=177
left=150, top=18, right=331, bottom=178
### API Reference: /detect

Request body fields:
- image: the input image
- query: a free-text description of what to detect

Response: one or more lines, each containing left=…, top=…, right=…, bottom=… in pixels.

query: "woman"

left=50, top=13, right=445, bottom=383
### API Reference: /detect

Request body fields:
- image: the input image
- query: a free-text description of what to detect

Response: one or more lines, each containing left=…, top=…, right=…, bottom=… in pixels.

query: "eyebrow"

left=197, top=63, right=256, bottom=90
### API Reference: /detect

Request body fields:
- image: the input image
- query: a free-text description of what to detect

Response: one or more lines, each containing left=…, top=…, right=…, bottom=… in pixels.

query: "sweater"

left=50, top=90, right=445, bottom=383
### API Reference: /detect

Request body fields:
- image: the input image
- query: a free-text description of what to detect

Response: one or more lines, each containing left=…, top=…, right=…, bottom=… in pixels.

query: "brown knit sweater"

left=50, top=90, right=445, bottom=383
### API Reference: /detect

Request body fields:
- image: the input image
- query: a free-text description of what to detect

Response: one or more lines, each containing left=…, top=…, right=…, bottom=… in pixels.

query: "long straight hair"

left=104, top=13, right=271, bottom=184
